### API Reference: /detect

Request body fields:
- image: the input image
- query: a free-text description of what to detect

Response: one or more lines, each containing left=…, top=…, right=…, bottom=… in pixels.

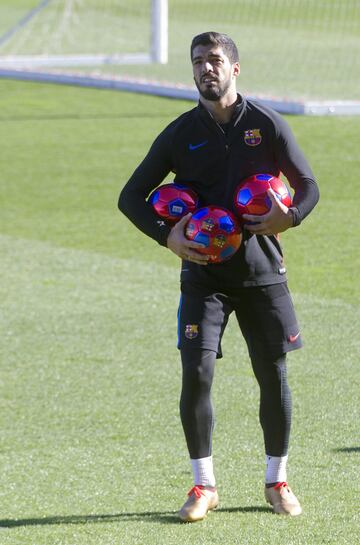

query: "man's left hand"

left=242, top=189, right=293, bottom=235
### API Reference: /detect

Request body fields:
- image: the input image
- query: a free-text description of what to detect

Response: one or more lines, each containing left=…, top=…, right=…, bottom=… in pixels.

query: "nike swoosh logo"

left=188, top=140, right=208, bottom=151
left=288, top=332, right=300, bottom=343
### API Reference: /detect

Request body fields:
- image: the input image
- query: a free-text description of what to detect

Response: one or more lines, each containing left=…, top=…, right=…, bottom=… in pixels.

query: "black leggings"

left=180, top=347, right=291, bottom=459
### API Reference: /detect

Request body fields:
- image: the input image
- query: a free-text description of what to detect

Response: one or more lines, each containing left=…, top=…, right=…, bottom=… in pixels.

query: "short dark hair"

left=190, top=31, right=239, bottom=64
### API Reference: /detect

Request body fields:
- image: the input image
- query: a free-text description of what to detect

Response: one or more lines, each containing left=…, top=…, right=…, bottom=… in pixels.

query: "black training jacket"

left=118, top=95, right=319, bottom=289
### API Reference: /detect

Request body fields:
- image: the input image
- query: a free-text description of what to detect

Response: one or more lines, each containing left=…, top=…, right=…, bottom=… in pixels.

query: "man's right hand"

left=167, top=213, right=209, bottom=265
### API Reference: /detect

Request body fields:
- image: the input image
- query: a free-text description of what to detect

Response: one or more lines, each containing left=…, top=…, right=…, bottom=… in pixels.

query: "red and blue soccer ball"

left=185, top=206, right=242, bottom=264
left=149, top=183, right=199, bottom=223
left=234, top=173, right=292, bottom=219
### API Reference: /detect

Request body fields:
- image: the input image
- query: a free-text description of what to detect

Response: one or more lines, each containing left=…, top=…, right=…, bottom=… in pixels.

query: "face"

left=192, top=44, right=240, bottom=101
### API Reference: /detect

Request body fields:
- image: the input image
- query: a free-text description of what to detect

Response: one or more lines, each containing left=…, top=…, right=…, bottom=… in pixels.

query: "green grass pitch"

left=0, top=79, right=359, bottom=545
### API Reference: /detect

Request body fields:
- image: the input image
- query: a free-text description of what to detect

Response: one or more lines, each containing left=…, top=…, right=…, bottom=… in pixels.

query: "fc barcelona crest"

left=244, top=128, right=262, bottom=146
left=185, top=324, right=199, bottom=339
left=201, top=217, right=215, bottom=232
left=213, top=233, right=226, bottom=248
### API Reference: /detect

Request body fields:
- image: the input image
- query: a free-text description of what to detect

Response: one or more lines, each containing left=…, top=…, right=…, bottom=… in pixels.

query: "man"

left=118, top=31, right=319, bottom=522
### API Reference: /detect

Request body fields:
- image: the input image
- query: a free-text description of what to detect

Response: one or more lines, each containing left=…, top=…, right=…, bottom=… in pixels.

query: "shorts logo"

left=288, top=332, right=300, bottom=343
left=244, top=128, right=262, bottom=146
left=185, top=324, right=199, bottom=339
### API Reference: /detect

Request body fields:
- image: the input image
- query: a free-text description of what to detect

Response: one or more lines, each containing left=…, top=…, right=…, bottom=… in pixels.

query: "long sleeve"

left=273, top=113, right=320, bottom=226
left=118, top=127, right=174, bottom=247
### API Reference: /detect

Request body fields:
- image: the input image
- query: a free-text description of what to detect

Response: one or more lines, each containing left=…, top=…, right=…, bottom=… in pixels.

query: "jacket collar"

left=197, top=93, right=247, bottom=131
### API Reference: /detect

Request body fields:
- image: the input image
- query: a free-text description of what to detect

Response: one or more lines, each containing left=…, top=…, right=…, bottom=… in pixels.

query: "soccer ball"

left=185, top=206, right=242, bottom=264
left=234, top=173, right=292, bottom=219
left=149, top=183, right=199, bottom=223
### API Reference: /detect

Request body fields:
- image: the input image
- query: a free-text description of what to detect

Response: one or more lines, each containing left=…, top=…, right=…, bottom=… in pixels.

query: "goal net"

left=0, top=0, right=167, bottom=66
left=0, top=0, right=359, bottom=114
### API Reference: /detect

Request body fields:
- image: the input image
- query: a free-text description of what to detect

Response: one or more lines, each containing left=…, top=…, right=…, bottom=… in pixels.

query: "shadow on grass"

left=333, top=447, right=360, bottom=453
left=0, top=506, right=271, bottom=528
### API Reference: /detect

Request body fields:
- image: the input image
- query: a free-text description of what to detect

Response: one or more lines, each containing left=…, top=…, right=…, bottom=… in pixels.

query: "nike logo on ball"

left=188, top=140, right=208, bottom=151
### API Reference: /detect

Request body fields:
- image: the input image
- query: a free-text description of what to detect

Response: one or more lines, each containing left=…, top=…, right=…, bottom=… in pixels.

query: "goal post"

left=151, top=0, right=168, bottom=64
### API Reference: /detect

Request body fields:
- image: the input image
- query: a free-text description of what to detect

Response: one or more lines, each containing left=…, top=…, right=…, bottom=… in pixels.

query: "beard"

left=194, top=76, right=232, bottom=101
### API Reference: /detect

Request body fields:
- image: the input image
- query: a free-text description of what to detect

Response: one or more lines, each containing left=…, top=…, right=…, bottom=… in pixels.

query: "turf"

left=0, top=79, right=359, bottom=545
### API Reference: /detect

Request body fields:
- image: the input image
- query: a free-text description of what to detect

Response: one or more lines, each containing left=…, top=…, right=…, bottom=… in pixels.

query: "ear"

left=232, top=62, right=240, bottom=77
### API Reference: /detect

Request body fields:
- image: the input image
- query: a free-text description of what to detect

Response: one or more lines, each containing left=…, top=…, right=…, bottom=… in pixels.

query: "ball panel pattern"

left=185, top=206, right=242, bottom=264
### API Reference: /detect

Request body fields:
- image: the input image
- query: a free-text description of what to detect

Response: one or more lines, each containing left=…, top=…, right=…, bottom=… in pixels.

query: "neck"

left=200, top=90, right=238, bottom=124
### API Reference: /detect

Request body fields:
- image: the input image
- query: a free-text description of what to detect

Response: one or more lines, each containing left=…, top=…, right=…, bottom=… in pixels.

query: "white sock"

left=191, top=456, right=216, bottom=487
left=265, top=454, right=288, bottom=484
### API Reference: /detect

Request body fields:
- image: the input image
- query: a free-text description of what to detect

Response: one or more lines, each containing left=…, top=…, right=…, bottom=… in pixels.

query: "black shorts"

left=177, top=281, right=302, bottom=359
